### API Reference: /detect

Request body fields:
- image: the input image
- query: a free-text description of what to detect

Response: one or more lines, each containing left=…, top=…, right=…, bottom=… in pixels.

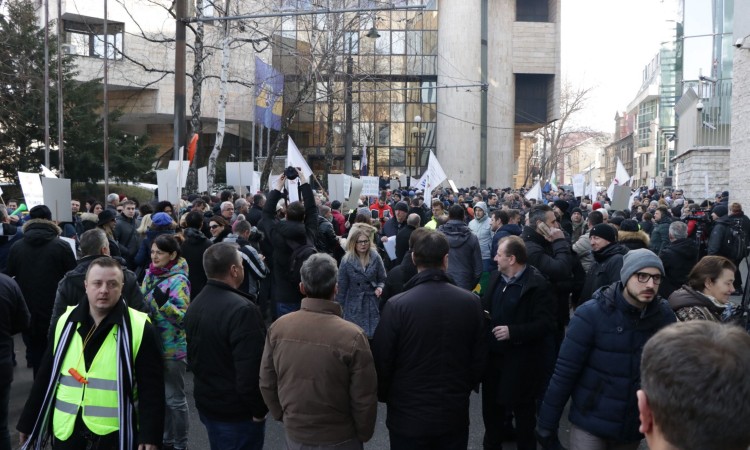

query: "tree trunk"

left=207, top=7, right=230, bottom=192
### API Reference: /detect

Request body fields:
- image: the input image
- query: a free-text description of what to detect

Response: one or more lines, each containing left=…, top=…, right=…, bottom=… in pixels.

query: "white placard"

left=286, top=179, right=300, bottom=203
left=287, top=137, right=313, bottom=179
left=390, top=179, right=400, bottom=191
left=361, top=176, right=380, bottom=197
left=572, top=174, right=585, bottom=198
left=156, top=169, right=181, bottom=205
left=268, top=173, right=282, bottom=191
left=384, top=235, right=397, bottom=261
left=42, top=178, right=72, bottom=222
left=448, top=179, right=458, bottom=193
left=167, top=160, right=190, bottom=189
left=198, top=166, right=208, bottom=193
left=344, top=178, right=363, bottom=212
left=399, top=174, right=408, bottom=188
left=60, top=236, right=77, bottom=258
left=252, top=171, right=262, bottom=194
left=226, top=162, right=254, bottom=188
left=328, top=174, right=347, bottom=202
left=610, top=185, right=631, bottom=211
left=18, top=172, right=45, bottom=209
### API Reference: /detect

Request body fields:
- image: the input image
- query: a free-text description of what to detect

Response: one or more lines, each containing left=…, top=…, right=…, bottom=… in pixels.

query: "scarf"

left=22, top=304, right=138, bottom=450
left=148, top=259, right=177, bottom=277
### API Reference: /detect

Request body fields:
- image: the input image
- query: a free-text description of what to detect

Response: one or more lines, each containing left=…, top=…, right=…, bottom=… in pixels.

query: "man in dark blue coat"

left=536, top=249, right=676, bottom=449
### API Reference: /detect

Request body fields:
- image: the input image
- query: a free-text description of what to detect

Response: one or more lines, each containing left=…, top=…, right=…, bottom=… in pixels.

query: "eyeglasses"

left=635, top=272, right=663, bottom=285
left=209, top=224, right=220, bottom=229
left=356, top=240, right=370, bottom=245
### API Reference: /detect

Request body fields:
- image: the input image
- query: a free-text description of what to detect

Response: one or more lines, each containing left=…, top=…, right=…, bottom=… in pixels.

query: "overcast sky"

left=561, top=0, right=678, bottom=132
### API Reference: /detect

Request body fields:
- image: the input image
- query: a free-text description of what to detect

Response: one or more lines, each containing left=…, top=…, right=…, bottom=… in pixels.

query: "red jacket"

left=369, top=203, right=393, bottom=226
left=331, top=210, right=347, bottom=236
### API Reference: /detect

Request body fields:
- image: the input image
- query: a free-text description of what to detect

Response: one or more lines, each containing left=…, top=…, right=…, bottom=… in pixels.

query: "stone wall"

left=673, top=147, right=729, bottom=202
left=729, top=27, right=750, bottom=204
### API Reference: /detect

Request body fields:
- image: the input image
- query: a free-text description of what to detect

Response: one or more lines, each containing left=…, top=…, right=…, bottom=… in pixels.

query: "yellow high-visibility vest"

left=51, top=306, right=147, bottom=440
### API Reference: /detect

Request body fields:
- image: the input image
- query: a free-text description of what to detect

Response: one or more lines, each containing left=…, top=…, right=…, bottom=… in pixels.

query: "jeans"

left=568, top=425, right=640, bottom=450
left=0, top=381, right=9, bottom=450
left=164, top=359, right=189, bottom=449
left=199, top=412, right=265, bottom=450
left=276, top=302, right=300, bottom=318
left=388, top=428, right=469, bottom=450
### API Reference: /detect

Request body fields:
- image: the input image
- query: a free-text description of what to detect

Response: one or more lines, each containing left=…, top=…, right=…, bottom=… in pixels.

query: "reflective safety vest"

left=51, top=306, right=148, bottom=441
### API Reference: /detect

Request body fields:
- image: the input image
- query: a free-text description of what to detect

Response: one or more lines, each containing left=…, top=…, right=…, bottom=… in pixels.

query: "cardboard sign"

left=610, top=185, right=632, bottom=211
left=18, top=172, right=45, bottom=208
left=572, top=174, right=585, bottom=198
left=390, top=179, right=400, bottom=192
left=361, top=176, right=380, bottom=197
left=328, top=174, right=348, bottom=202
left=343, top=178, right=363, bottom=212
left=156, top=169, right=181, bottom=205
left=226, top=162, right=254, bottom=189
left=167, top=160, right=190, bottom=189
left=42, top=178, right=72, bottom=222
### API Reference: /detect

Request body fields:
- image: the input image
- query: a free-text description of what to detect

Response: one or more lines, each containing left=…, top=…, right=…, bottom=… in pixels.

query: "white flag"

left=607, top=180, right=615, bottom=201
left=628, top=188, right=638, bottom=209
left=614, top=158, right=631, bottom=185
left=287, top=137, right=314, bottom=179
left=40, top=164, right=57, bottom=178
left=549, top=170, right=558, bottom=191
left=416, top=151, right=447, bottom=192
left=526, top=181, right=542, bottom=200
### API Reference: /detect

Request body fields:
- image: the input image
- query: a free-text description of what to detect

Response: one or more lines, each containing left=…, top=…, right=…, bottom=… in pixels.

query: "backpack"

left=288, top=238, right=318, bottom=287
left=721, top=218, right=748, bottom=262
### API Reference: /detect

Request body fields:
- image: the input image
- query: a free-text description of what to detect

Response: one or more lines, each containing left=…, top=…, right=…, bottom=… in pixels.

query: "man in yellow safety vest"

left=17, top=256, right=164, bottom=450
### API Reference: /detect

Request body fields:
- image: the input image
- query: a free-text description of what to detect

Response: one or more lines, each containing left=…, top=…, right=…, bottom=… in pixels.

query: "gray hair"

left=221, top=201, right=234, bottom=212
left=234, top=198, right=248, bottom=210
left=106, top=193, right=120, bottom=204
left=300, top=253, right=338, bottom=299
left=80, top=229, right=109, bottom=257
left=407, top=213, right=421, bottom=227
left=233, top=219, right=252, bottom=235
left=669, top=221, right=688, bottom=240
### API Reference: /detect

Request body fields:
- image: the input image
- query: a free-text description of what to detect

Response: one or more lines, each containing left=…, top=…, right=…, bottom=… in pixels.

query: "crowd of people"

left=1, top=169, right=750, bottom=450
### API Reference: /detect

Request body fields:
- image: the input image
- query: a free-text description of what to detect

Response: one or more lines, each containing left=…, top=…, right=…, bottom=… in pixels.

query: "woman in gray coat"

left=336, top=222, right=387, bottom=338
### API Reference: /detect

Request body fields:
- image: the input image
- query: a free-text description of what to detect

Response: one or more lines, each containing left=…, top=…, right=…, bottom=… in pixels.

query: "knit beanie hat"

left=394, top=201, right=409, bottom=213
left=589, top=223, right=617, bottom=243
left=553, top=200, right=569, bottom=213
left=619, top=219, right=639, bottom=232
left=713, top=205, right=728, bottom=217
left=592, top=201, right=602, bottom=210
left=620, top=249, right=664, bottom=285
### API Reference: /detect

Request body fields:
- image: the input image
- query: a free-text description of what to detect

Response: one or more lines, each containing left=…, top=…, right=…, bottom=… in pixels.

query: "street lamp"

left=411, top=115, right=427, bottom=177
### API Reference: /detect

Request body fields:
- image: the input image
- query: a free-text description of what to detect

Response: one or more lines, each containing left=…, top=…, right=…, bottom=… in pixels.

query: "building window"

left=515, top=74, right=552, bottom=124
left=63, top=15, right=124, bottom=60
left=516, top=0, right=549, bottom=22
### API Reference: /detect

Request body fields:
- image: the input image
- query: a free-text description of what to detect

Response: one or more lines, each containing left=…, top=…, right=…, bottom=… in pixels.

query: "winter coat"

left=6, top=219, right=76, bottom=340
left=50, top=255, right=147, bottom=340
left=114, top=214, right=140, bottom=266
left=394, top=224, right=415, bottom=265
left=259, top=184, right=319, bottom=306
left=649, top=217, right=671, bottom=254
left=184, top=280, right=268, bottom=421
left=639, top=219, right=654, bottom=235
left=438, top=220, right=483, bottom=291
left=336, top=249, right=387, bottom=338
left=571, top=221, right=586, bottom=243
left=658, top=238, right=699, bottom=299
left=668, top=285, right=728, bottom=322
left=372, top=269, right=487, bottom=438
left=537, top=282, right=676, bottom=442
left=247, top=204, right=263, bottom=227
left=316, top=216, right=339, bottom=254
left=141, top=258, right=191, bottom=360
left=331, top=209, right=347, bottom=236
left=482, top=266, right=557, bottom=405
left=573, top=231, right=595, bottom=272
left=0, top=273, right=29, bottom=384
left=0, top=222, right=23, bottom=273
left=223, top=234, right=270, bottom=299
left=380, top=250, right=418, bottom=310
left=579, top=243, right=629, bottom=302
left=181, top=227, right=212, bottom=299
left=382, top=216, right=407, bottom=238
left=259, top=297, right=377, bottom=445
left=617, top=230, right=650, bottom=251
left=468, top=201, right=493, bottom=260
left=490, top=223, right=522, bottom=270
left=521, top=226, right=574, bottom=286
left=707, top=214, right=742, bottom=260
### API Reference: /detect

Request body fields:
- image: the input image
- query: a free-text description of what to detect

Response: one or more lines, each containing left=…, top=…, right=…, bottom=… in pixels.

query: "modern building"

left=37, top=0, right=561, bottom=189
left=728, top=2, right=749, bottom=203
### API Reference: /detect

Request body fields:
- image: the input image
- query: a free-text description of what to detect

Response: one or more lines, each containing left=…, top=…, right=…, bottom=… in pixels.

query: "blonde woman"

left=336, top=222, right=387, bottom=338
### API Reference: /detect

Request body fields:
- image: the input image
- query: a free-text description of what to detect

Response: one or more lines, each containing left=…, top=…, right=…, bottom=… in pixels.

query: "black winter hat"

left=394, top=201, right=409, bottom=213
left=553, top=200, right=569, bottom=212
left=29, top=205, right=52, bottom=221
left=589, top=223, right=617, bottom=243
left=97, top=209, right=117, bottom=227
left=713, top=205, right=728, bottom=217
left=620, top=219, right=639, bottom=232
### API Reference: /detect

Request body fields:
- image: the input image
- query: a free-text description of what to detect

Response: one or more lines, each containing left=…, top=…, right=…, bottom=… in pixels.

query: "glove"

left=535, top=425, right=555, bottom=449
left=153, top=287, right=171, bottom=308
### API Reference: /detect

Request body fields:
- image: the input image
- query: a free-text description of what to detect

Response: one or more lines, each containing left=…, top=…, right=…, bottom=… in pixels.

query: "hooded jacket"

left=707, top=214, right=741, bottom=259
left=617, top=230, right=650, bottom=251
left=438, top=220, right=482, bottom=291
left=579, top=243, right=629, bottom=303
left=181, top=227, right=212, bottom=299
left=667, top=285, right=727, bottom=322
left=649, top=216, right=672, bottom=254
left=6, top=219, right=77, bottom=338
left=537, top=282, right=676, bottom=442
left=658, top=238, right=699, bottom=298
left=141, top=257, right=191, bottom=360
left=468, top=201, right=492, bottom=260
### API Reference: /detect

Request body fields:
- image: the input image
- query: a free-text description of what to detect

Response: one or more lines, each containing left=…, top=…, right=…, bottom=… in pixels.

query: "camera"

left=696, top=101, right=704, bottom=112
left=284, top=166, right=299, bottom=180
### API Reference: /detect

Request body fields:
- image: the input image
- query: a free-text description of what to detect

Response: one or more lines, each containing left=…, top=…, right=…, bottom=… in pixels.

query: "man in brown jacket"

left=259, top=253, right=378, bottom=450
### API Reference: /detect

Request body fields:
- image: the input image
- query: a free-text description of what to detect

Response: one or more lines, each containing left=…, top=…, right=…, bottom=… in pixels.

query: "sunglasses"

left=210, top=224, right=220, bottom=229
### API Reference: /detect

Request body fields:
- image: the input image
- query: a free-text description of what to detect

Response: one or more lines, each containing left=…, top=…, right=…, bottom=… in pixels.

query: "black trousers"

left=389, top=428, right=469, bottom=450
left=481, top=362, right=537, bottom=450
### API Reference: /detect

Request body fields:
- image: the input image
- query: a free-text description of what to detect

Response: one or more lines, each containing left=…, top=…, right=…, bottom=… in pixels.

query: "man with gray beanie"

left=536, top=248, right=676, bottom=449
